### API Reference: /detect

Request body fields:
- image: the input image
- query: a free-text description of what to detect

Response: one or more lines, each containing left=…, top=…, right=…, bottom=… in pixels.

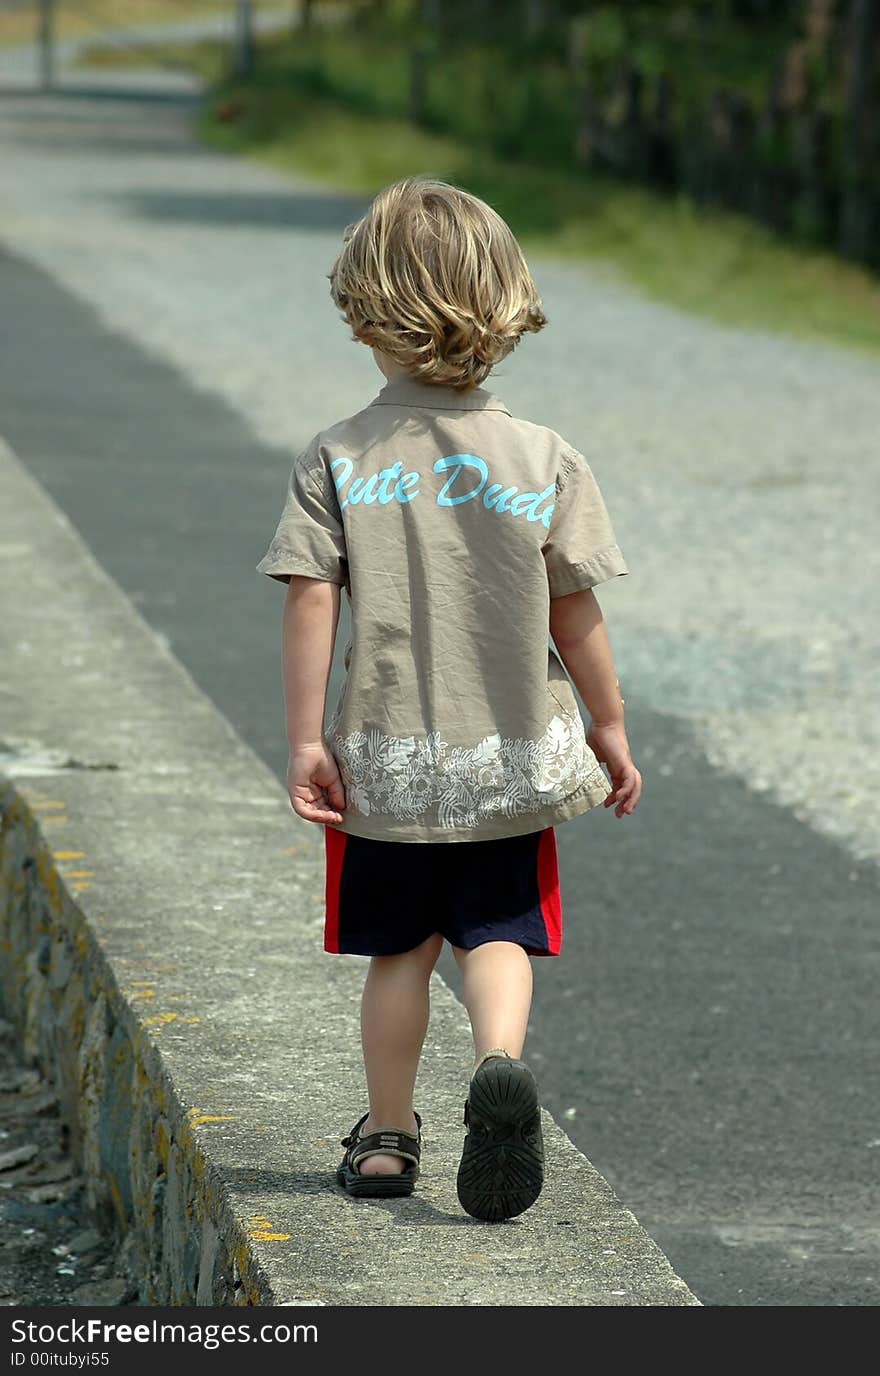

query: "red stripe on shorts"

left=323, top=824, right=346, bottom=953
left=536, top=827, right=562, bottom=955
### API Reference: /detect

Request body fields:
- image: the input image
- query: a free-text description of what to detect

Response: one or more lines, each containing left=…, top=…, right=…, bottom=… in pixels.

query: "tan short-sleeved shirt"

left=256, top=372, right=629, bottom=842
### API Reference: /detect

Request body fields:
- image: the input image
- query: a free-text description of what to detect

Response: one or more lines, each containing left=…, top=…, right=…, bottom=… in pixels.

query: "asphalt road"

left=2, top=18, right=880, bottom=1302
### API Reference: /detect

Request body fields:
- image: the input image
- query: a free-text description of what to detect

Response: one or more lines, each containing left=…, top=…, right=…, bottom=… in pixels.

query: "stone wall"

left=0, top=785, right=267, bottom=1305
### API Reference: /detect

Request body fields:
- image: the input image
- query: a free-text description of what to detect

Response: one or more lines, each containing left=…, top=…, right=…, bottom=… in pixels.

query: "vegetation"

left=281, top=2, right=880, bottom=267
left=77, top=5, right=880, bottom=355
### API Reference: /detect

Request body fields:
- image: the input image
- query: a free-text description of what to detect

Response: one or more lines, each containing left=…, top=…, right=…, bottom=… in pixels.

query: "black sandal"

left=336, top=1110, right=422, bottom=1198
left=456, top=1049, right=544, bottom=1222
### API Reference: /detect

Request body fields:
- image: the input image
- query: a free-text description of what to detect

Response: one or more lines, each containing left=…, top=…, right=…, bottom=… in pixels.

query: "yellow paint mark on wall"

left=143, top=1012, right=178, bottom=1028
left=42, top=818, right=67, bottom=826
left=64, top=870, right=94, bottom=878
left=140, top=1012, right=200, bottom=1031
left=247, top=1214, right=290, bottom=1243
left=128, top=980, right=154, bottom=986
left=129, top=988, right=156, bottom=1001
left=53, top=851, right=86, bottom=860
left=188, top=1109, right=235, bottom=1127
left=32, top=800, right=67, bottom=809
left=71, top=882, right=91, bottom=893
left=107, top=1174, right=127, bottom=1229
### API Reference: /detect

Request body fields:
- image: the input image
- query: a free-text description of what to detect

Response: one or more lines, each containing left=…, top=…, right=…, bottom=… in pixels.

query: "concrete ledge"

left=0, top=438, right=700, bottom=1306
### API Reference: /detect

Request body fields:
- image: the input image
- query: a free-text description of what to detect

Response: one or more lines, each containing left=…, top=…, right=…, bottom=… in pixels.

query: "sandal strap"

left=350, top=1128, right=420, bottom=1170
left=340, top=1111, right=371, bottom=1149
left=340, top=1110, right=422, bottom=1170
left=473, top=1047, right=511, bottom=1074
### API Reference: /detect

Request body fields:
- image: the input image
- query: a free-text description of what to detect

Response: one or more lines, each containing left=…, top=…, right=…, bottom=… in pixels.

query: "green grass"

left=74, top=37, right=222, bottom=72
left=79, top=35, right=880, bottom=358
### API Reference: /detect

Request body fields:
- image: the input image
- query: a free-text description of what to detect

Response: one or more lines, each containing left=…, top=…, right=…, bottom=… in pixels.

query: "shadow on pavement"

left=0, top=83, right=202, bottom=104
left=220, top=1166, right=493, bottom=1228
left=119, top=188, right=371, bottom=231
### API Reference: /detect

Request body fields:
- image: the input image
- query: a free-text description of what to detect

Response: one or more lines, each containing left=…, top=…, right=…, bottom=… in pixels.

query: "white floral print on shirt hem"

left=327, top=715, right=605, bottom=829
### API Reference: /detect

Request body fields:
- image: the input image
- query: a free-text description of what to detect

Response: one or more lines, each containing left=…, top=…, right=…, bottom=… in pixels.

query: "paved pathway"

left=1, top=58, right=878, bottom=1306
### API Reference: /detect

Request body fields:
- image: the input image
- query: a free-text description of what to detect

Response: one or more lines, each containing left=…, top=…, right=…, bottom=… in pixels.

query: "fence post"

left=526, top=0, right=549, bottom=38
left=728, top=92, right=757, bottom=214
left=232, top=0, right=255, bottom=80
left=38, top=0, right=55, bottom=92
left=409, top=45, right=428, bottom=125
left=756, top=72, right=792, bottom=230
left=647, top=72, right=676, bottom=188
left=795, top=106, right=833, bottom=244
left=839, top=0, right=880, bottom=260
left=621, top=64, right=646, bottom=178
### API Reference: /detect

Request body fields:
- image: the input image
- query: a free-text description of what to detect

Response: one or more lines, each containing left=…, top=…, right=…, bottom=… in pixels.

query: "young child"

left=256, top=177, right=641, bottom=1223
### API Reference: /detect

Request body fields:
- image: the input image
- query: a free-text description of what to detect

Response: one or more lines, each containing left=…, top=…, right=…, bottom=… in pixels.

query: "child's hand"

left=287, top=743, right=347, bottom=825
left=586, top=721, right=642, bottom=818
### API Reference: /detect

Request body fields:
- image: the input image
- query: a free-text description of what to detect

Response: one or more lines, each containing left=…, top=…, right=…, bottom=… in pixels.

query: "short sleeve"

left=255, top=457, right=348, bottom=586
left=543, top=449, right=629, bottom=598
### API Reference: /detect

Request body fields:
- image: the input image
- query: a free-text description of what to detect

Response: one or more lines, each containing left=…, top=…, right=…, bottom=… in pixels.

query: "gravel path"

left=1, top=72, right=877, bottom=867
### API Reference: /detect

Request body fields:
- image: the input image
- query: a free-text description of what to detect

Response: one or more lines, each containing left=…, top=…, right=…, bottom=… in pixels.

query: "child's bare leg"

left=451, top=940, right=533, bottom=1063
left=358, top=932, right=443, bottom=1175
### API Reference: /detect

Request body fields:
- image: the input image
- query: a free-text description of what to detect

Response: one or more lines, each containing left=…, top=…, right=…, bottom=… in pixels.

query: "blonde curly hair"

left=328, top=177, right=547, bottom=391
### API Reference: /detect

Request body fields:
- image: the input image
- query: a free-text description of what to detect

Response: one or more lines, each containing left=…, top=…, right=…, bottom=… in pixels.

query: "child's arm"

left=549, top=588, right=642, bottom=818
left=282, top=574, right=347, bottom=825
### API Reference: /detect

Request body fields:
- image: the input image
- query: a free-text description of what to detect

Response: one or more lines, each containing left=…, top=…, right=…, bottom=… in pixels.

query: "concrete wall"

left=0, top=796, right=259, bottom=1304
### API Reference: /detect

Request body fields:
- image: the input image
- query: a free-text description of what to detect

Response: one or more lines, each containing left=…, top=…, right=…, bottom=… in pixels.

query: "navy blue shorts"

left=323, top=826, right=562, bottom=958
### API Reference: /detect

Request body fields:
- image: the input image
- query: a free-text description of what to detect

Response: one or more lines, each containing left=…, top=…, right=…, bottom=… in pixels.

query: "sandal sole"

left=336, top=1163, right=418, bottom=1198
left=456, top=1057, right=544, bottom=1222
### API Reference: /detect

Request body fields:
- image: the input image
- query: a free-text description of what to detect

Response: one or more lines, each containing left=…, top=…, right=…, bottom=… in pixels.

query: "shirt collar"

left=368, top=372, right=511, bottom=415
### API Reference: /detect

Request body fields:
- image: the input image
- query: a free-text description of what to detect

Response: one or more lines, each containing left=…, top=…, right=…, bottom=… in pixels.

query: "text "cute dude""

left=330, top=454, right=556, bottom=528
